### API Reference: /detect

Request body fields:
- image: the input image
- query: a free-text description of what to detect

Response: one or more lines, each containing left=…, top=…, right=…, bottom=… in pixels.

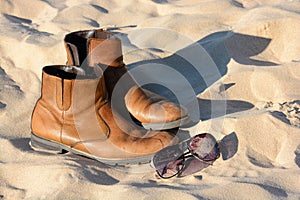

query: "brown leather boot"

left=31, top=65, right=178, bottom=165
left=64, top=29, right=189, bottom=130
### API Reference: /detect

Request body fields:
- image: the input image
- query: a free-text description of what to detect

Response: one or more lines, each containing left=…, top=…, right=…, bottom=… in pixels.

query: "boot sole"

left=30, top=132, right=153, bottom=166
left=142, top=115, right=190, bottom=130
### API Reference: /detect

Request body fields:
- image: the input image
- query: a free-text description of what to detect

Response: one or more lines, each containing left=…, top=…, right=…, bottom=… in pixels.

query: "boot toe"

left=125, top=86, right=189, bottom=128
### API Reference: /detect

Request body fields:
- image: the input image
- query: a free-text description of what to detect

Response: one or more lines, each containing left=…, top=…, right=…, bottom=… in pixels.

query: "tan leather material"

left=32, top=66, right=108, bottom=148
left=31, top=65, right=178, bottom=159
left=31, top=99, right=62, bottom=142
left=32, top=70, right=69, bottom=143
left=70, top=77, right=109, bottom=143
left=88, top=38, right=123, bottom=67
left=96, top=103, right=178, bottom=155
left=125, top=85, right=188, bottom=124
left=73, top=103, right=178, bottom=159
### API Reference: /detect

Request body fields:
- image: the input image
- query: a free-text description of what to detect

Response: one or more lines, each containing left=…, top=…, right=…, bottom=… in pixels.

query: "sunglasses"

left=151, top=133, right=220, bottom=178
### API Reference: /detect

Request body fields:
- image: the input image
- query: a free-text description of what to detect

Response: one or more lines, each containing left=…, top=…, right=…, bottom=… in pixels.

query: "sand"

left=0, top=0, right=300, bottom=199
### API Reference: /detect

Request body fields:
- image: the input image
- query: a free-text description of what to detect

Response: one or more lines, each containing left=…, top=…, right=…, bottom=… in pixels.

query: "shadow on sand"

left=125, top=31, right=274, bottom=124
left=9, top=138, right=119, bottom=185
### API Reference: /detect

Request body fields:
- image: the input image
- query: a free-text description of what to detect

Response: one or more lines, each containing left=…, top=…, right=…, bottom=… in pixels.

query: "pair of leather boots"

left=31, top=29, right=189, bottom=165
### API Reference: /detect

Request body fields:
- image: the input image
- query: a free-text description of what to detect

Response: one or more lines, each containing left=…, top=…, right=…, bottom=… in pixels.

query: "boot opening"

left=70, top=29, right=111, bottom=40
left=43, top=65, right=97, bottom=79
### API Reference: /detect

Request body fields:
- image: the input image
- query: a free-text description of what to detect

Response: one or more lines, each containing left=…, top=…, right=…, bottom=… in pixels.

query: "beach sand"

left=0, top=0, right=300, bottom=199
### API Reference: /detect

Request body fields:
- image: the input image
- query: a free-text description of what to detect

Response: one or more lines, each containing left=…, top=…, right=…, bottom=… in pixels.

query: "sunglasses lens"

left=152, top=144, right=186, bottom=178
left=189, top=133, right=220, bottom=161
left=178, top=157, right=212, bottom=177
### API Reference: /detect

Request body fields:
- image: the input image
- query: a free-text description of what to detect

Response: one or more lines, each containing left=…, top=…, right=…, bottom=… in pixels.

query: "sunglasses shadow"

left=178, top=132, right=238, bottom=177
left=219, top=132, right=239, bottom=160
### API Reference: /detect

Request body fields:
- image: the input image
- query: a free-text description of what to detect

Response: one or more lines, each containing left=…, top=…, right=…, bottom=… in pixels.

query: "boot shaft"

left=64, top=29, right=123, bottom=67
left=41, top=66, right=105, bottom=112
left=64, top=29, right=131, bottom=100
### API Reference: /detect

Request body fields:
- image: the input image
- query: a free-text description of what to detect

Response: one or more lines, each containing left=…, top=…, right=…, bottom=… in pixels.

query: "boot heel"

left=30, top=133, right=66, bottom=154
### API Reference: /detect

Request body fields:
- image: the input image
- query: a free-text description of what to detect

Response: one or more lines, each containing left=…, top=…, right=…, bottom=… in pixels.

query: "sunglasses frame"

left=154, top=133, right=221, bottom=179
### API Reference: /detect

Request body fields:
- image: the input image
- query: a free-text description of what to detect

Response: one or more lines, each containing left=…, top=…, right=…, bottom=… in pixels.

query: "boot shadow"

left=219, top=132, right=239, bottom=160
left=196, top=98, right=254, bottom=122
left=9, top=138, right=119, bottom=185
left=64, top=155, right=120, bottom=185
left=127, top=31, right=276, bottom=99
left=295, top=144, right=300, bottom=168
left=124, top=31, right=270, bottom=124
